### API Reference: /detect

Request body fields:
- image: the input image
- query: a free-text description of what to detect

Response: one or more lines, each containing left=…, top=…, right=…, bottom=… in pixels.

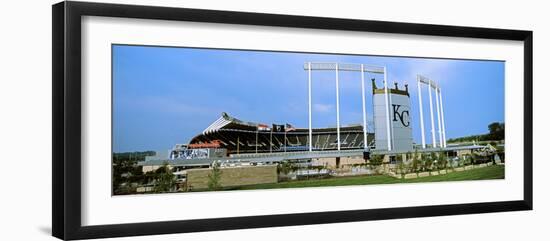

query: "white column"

left=428, top=80, right=437, bottom=148
left=417, top=76, right=426, bottom=148
left=335, top=63, right=341, bottom=151
left=389, top=82, right=395, bottom=151
left=308, top=62, right=312, bottom=152
left=383, top=67, right=392, bottom=151
left=435, top=84, right=443, bottom=148
left=439, top=89, right=447, bottom=148
left=361, top=64, right=368, bottom=151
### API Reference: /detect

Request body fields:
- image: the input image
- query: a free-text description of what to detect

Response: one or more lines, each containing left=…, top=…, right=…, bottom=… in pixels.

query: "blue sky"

left=113, top=45, right=504, bottom=152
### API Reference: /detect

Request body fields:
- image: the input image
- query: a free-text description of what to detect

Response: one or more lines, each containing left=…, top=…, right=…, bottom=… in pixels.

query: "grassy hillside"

left=225, top=165, right=504, bottom=191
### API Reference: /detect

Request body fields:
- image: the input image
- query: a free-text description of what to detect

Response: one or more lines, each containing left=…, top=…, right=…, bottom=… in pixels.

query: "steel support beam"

left=361, top=64, right=368, bottom=151
left=428, top=80, right=437, bottom=148
left=308, top=62, right=312, bottom=152
left=417, top=75, right=426, bottom=148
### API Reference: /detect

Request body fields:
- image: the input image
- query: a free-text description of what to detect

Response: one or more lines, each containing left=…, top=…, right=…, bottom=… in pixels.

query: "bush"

left=395, top=154, right=403, bottom=163
left=398, top=161, right=409, bottom=177
left=437, top=152, right=448, bottom=170
left=112, top=151, right=154, bottom=194
left=465, top=154, right=474, bottom=166
left=411, top=150, right=421, bottom=173
left=422, top=152, right=436, bottom=172
left=207, top=161, right=223, bottom=191
left=369, top=154, right=383, bottom=166
left=369, top=154, right=384, bottom=174
left=153, top=163, right=176, bottom=193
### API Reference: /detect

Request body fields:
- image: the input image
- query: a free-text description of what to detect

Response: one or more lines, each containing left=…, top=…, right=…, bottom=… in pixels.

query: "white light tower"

left=335, top=64, right=341, bottom=150
left=304, top=62, right=385, bottom=152
left=360, top=64, right=368, bottom=151
left=428, top=79, right=437, bottom=148
left=417, top=75, right=446, bottom=149
left=383, top=67, right=392, bottom=151
left=434, top=80, right=443, bottom=147
left=307, top=62, right=312, bottom=151
left=438, top=88, right=447, bottom=147
left=417, top=75, right=426, bottom=148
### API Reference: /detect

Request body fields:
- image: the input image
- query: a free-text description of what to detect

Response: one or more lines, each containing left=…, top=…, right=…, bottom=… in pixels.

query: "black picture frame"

left=52, top=1, right=533, bottom=240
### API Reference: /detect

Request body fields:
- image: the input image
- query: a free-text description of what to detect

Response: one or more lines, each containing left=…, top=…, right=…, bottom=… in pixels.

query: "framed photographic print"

left=52, top=1, right=533, bottom=240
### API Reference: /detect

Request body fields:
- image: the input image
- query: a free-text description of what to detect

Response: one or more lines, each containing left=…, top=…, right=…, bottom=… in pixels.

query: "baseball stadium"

left=187, top=112, right=372, bottom=155
left=128, top=62, right=504, bottom=193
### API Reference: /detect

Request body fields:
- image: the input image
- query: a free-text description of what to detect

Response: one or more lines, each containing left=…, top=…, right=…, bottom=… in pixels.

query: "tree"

left=112, top=151, right=155, bottom=194
left=472, top=152, right=481, bottom=165
left=447, top=122, right=504, bottom=143
left=487, top=122, right=505, bottom=141
left=411, top=150, right=421, bottom=174
left=424, top=152, right=435, bottom=172
left=369, top=154, right=383, bottom=166
left=153, top=163, right=176, bottom=193
left=397, top=161, right=408, bottom=178
left=437, top=151, right=448, bottom=171
left=395, top=154, right=403, bottom=163
left=405, top=151, right=412, bottom=162
left=207, top=161, right=223, bottom=191
left=369, top=154, right=384, bottom=174
left=277, top=161, right=294, bottom=175
left=465, top=154, right=474, bottom=166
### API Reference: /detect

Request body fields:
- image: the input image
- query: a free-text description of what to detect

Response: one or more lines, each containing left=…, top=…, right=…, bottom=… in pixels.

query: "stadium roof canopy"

left=188, top=113, right=373, bottom=155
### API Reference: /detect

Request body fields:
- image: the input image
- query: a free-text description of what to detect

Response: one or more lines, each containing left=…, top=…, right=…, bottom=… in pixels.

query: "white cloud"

left=404, top=59, right=459, bottom=86
left=313, top=103, right=333, bottom=112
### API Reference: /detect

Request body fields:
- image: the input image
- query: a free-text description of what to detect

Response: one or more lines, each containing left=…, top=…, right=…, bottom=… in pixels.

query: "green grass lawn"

left=225, top=164, right=504, bottom=191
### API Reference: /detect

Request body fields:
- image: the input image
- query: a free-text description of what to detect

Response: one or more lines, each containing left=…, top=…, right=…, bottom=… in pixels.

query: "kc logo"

left=392, top=104, right=410, bottom=127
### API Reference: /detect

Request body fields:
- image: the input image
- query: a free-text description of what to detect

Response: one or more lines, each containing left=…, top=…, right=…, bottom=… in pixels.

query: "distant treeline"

left=447, top=122, right=504, bottom=143
left=112, top=151, right=156, bottom=195
left=113, top=151, right=156, bottom=161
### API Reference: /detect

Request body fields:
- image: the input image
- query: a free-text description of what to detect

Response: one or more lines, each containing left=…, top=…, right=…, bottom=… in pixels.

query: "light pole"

left=438, top=88, right=447, bottom=147
left=435, top=82, right=443, bottom=147
left=383, top=68, right=392, bottom=151
left=308, top=62, right=312, bottom=152
left=417, top=75, right=426, bottom=148
left=418, top=75, right=445, bottom=149
left=335, top=63, right=341, bottom=151
left=304, top=62, right=384, bottom=152
left=428, top=79, right=437, bottom=148
left=361, top=64, right=368, bottom=151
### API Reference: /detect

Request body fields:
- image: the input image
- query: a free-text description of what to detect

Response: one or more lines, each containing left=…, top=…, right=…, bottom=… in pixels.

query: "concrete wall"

left=142, top=165, right=163, bottom=173
left=457, top=149, right=473, bottom=157
left=186, top=165, right=277, bottom=190
left=312, top=156, right=366, bottom=168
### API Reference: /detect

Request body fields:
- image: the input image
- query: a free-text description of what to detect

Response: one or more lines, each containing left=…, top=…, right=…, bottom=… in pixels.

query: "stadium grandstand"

left=184, top=112, right=374, bottom=155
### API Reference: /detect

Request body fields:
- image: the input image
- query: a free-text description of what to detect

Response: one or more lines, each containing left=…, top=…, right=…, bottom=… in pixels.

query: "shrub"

left=207, top=161, right=223, bottom=191
left=369, top=154, right=383, bottom=166
left=411, top=150, right=421, bottom=173
left=153, top=162, right=176, bottom=193
left=437, top=152, right=448, bottom=170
